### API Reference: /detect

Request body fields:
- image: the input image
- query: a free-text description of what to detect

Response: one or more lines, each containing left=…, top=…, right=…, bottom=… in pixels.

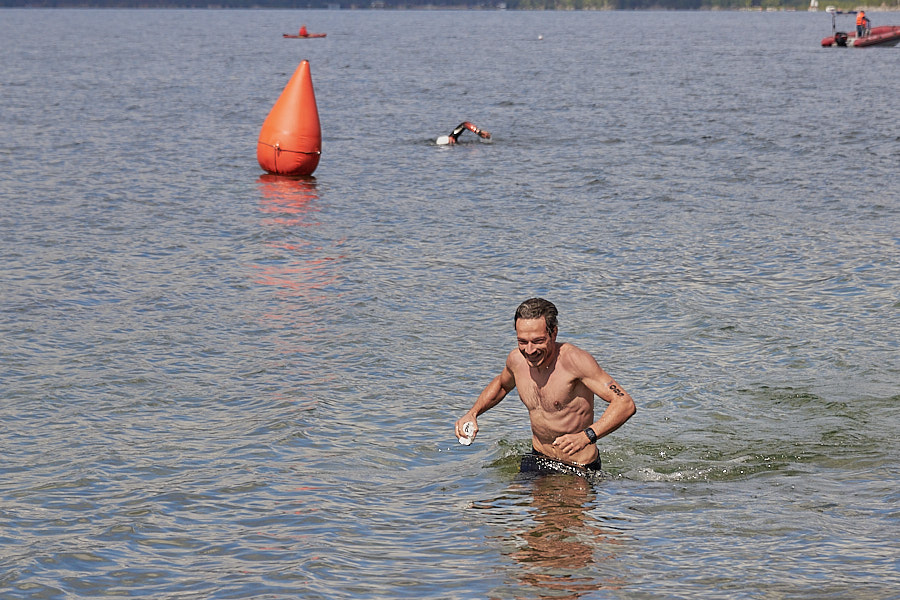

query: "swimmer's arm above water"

left=454, top=361, right=516, bottom=441
left=464, top=122, right=491, bottom=140
left=437, top=121, right=491, bottom=146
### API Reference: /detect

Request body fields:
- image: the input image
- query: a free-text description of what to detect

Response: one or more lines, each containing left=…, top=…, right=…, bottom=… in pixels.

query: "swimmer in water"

left=454, top=298, right=636, bottom=472
left=436, top=121, right=491, bottom=145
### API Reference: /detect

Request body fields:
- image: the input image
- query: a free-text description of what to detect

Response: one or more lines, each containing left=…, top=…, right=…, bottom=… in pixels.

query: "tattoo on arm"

left=609, top=383, right=625, bottom=397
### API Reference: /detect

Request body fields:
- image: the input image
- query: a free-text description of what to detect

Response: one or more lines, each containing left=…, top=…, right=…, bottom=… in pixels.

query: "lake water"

left=1, top=7, right=898, bottom=599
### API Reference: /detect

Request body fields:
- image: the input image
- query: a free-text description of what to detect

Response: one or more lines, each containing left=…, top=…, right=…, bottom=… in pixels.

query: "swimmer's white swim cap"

left=436, top=135, right=451, bottom=146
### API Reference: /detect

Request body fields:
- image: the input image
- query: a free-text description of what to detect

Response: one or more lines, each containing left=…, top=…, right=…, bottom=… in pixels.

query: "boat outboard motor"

left=835, top=31, right=848, bottom=46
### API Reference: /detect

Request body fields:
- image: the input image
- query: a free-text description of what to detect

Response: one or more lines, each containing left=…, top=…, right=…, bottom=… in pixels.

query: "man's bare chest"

left=517, top=371, right=579, bottom=413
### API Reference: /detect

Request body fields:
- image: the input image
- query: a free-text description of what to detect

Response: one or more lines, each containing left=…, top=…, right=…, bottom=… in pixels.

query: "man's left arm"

left=554, top=349, right=636, bottom=455
left=581, top=355, right=636, bottom=440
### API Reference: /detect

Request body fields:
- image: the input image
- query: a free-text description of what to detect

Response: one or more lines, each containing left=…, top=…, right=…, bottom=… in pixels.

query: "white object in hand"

left=459, top=422, right=475, bottom=446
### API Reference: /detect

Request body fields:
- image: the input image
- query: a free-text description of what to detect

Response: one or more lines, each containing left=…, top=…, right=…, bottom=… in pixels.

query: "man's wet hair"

left=514, top=298, right=558, bottom=334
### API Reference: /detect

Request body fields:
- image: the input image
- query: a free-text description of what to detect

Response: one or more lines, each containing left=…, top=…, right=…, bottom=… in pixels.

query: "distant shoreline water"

left=4, top=3, right=898, bottom=12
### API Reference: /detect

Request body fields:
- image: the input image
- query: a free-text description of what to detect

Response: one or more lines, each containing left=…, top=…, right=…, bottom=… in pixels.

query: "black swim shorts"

left=520, top=447, right=602, bottom=475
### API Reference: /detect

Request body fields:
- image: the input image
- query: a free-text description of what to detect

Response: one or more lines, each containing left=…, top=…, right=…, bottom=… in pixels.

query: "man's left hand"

left=551, top=432, right=589, bottom=456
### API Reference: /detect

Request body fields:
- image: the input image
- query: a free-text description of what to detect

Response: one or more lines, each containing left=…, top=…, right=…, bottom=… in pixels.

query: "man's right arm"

left=454, top=357, right=516, bottom=440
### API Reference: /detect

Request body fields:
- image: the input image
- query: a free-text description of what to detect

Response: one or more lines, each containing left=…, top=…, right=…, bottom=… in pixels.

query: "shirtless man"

left=454, top=298, right=635, bottom=470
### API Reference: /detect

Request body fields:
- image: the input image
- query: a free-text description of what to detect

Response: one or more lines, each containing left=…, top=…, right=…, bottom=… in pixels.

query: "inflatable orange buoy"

left=257, top=60, right=321, bottom=177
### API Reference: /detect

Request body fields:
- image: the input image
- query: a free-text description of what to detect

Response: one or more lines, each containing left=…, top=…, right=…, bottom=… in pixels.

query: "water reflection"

left=253, top=174, right=340, bottom=302
left=251, top=174, right=345, bottom=381
left=494, top=474, right=626, bottom=599
left=257, top=174, right=320, bottom=227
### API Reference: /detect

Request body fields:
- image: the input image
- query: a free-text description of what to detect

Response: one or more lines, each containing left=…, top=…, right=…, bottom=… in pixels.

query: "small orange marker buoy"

left=257, top=60, right=322, bottom=177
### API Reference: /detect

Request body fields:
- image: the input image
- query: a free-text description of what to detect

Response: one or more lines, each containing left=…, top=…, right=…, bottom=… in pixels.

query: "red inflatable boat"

left=821, top=9, right=900, bottom=47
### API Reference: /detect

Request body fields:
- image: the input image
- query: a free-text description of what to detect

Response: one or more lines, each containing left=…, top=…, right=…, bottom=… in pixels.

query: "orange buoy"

left=257, top=60, right=321, bottom=177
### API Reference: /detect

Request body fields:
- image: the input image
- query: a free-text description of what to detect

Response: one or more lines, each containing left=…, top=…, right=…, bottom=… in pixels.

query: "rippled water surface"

left=1, top=8, right=898, bottom=599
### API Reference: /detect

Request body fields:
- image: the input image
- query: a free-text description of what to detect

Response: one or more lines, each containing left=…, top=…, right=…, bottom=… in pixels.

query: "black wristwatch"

left=584, top=427, right=598, bottom=444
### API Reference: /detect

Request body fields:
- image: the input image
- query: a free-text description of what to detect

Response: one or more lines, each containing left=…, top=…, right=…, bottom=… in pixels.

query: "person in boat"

left=299, top=24, right=309, bottom=37
left=436, top=121, right=491, bottom=145
left=856, top=11, right=869, bottom=37
left=454, top=298, right=636, bottom=473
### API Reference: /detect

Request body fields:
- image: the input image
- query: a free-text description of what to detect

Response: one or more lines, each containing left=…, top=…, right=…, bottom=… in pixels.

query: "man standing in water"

left=454, top=298, right=635, bottom=471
